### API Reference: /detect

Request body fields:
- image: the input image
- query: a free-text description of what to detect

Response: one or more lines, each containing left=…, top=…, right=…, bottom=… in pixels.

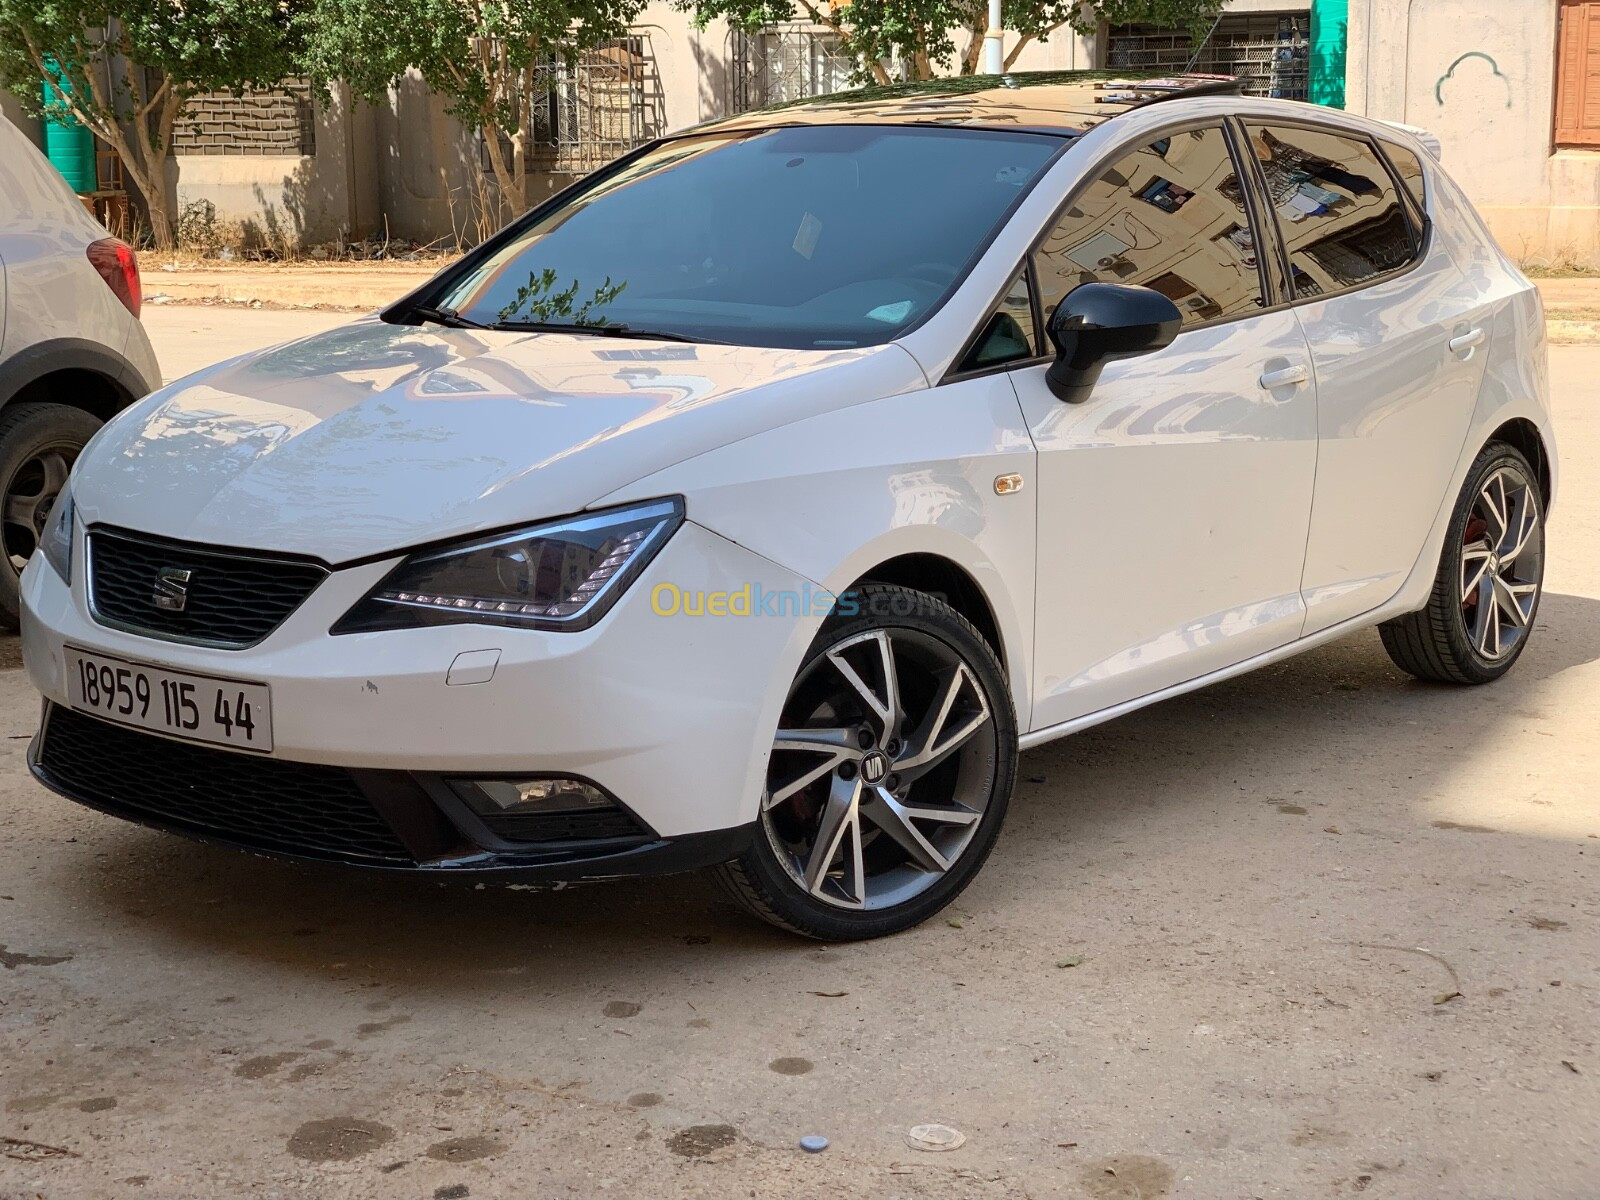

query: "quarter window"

left=1382, top=141, right=1428, bottom=216
left=1031, top=124, right=1267, bottom=330
left=957, top=272, right=1040, bottom=373
left=1244, top=123, right=1421, bottom=300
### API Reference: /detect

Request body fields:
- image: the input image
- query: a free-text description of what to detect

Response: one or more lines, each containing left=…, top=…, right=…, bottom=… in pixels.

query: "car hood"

left=73, top=319, right=925, bottom=563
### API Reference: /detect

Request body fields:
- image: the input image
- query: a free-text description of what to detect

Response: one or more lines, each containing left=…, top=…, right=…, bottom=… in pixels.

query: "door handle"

left=1449, top=328, right=1486, bottom=353
left=1259, top=363, right=1310, bottom=390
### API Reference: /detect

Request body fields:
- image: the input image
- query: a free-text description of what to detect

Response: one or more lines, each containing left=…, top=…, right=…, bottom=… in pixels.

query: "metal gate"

left=1106, top=13, right=1311, bottom=101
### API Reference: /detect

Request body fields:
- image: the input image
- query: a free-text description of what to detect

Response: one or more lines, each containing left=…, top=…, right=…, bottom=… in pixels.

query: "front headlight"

left=333, top=498, right=684, bottom=634
left=40, top=488, right=74, bottom=585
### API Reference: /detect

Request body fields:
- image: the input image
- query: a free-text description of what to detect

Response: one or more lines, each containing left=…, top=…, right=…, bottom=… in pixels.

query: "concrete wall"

left=1347, top=0, right=1598, bottom=266
left=0, top=91, right=40, bottom=146
left=170, top=83, right=381, bottom=248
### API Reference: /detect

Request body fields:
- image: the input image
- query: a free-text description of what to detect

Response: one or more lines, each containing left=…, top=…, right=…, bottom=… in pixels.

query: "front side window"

left=1031, top=124, right=1267, bottom=330
left=1244, top=123, right=1420, bottom=300
left=437, top=125, right=1062, bottom=349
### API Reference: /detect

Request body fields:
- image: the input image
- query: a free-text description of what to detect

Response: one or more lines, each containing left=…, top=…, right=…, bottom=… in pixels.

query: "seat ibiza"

left=21, top=74, right=1555, bottom=940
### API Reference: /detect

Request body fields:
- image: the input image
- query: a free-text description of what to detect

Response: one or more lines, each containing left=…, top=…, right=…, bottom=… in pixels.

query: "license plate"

left=64, top=647, right=273, bottom=753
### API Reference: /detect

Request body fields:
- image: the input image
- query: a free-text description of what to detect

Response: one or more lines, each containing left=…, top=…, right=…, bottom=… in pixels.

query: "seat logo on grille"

left=152, top=567, right=193, bottom=612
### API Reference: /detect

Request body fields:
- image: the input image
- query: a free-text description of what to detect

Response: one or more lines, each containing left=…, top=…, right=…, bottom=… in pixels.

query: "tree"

left=305, top=0, right=646, bottom=217
left=0, top=0, right=306, bottom=248
left=684, top=0, right=1223, bottom=84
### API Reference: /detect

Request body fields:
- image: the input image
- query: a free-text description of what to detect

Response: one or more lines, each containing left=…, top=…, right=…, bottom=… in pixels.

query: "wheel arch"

left=850, top=552, right=1007, bottom=672
left=1486, top=416, right=1553, bottom=514
left=0, top=338, right=149, bottom=423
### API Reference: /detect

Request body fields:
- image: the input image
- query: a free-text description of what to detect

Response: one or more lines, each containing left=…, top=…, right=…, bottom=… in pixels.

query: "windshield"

left=433, top=125, right=1064, bottom=349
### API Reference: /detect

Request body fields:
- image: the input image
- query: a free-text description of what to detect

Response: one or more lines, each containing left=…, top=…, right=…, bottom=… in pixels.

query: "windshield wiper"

left=490, top=320, right=718, bottom=344
left=409, top=305, right=489, bottom=330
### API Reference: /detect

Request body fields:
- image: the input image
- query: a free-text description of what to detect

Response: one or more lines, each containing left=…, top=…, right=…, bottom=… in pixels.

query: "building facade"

left=5, top=2, right=1596, bottom=266
left=1347, top=0, right=1600, bottom=266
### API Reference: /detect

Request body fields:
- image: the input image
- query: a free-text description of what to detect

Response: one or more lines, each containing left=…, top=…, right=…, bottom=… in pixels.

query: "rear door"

left=1003, top=120, right=1320, bottom=730
left=1238, top=121, right=1487, bottom=633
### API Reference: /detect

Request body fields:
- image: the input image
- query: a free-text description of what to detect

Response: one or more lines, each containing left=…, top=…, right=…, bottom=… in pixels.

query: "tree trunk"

left=481, top=119, right=525, bottom=215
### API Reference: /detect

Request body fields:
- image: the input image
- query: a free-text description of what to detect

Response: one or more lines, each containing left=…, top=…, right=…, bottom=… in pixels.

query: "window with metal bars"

left=480, top=36, right=664, bottom=177
left=1106, top=13, right=1310, bottom=102
left=730, top=24, right=854, bottom=114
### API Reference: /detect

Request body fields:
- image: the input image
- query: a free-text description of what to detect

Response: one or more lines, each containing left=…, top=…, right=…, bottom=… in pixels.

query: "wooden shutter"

left=1556, top=0, right=1600, bottom=147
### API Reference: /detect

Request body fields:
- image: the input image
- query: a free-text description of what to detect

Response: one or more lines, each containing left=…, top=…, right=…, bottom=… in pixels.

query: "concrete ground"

left=1, top=315, right=1597, bottom=1200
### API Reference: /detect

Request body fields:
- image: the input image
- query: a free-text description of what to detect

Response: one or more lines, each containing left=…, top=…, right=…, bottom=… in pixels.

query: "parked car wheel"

left=1380, top=443, right=1546, bottom=685
left=716, top=584, right=1017, bottom=940
left=0, top=403, right=102, bottom=629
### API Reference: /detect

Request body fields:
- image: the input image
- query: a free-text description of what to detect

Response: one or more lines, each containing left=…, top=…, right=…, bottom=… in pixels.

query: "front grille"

left=38, top=706, right=413, bottom=864
left=88, top=527, right=328, bottom=648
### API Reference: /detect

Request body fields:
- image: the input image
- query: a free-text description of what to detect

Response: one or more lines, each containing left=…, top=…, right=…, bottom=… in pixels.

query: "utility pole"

left=983, top=0, right=1003, bottom=73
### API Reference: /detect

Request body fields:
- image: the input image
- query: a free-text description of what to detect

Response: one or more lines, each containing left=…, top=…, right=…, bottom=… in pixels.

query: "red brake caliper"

left=1462, top=515, right=1489, bottom=610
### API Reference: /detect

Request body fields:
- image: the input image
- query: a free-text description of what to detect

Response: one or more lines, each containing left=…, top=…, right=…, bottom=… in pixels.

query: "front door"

left=1013, top=122, right=1320, bottom=731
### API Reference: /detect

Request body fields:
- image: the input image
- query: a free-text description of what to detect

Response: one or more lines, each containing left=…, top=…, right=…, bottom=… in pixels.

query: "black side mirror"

left=1045, top=282, right=1183, bottom=403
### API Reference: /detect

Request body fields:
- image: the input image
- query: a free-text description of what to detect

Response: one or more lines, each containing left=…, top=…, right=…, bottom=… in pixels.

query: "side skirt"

left=1019, top=606, right=1400, bottom=751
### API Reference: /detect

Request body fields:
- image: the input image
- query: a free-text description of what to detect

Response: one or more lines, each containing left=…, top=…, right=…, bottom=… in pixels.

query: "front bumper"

left=29, top=703, right=754, bottom=879
left=21, top=518, right=819, bottom=858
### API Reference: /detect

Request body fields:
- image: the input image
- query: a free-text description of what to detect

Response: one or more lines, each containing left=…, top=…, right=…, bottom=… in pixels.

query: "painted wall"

left=1347, top=0, right=1598, bottom=266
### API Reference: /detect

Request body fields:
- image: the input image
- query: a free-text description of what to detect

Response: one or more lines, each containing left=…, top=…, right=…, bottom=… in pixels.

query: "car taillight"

left=86, top=238, right=141, bottom=318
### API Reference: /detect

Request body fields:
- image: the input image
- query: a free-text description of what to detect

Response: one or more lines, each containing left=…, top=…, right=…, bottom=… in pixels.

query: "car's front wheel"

left=1380, top=441, right=1546, bottom=684
left=716, top=583, right=1017, bottom=940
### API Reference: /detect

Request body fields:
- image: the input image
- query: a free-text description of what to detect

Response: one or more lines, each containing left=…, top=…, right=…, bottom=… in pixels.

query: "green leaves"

left=0, top=0, right=308, bottom=112
left=0, top=0, right=309, bottom=244
left=673, top=0, right=1223, bottom=81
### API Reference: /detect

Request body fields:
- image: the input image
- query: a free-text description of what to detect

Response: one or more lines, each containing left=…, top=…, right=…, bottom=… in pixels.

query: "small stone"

left=799, top=1135, right=829, bottom=1153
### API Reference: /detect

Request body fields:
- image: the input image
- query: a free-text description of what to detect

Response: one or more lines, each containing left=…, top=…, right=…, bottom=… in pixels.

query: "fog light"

left=447, top=776, right=647, bottom=845
left=451, top=777, right=614, bottom=816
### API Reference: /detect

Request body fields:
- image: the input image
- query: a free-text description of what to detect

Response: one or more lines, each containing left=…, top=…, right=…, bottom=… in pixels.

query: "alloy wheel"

left=761, top=627, right=998, bottom=911
left=3, top=446, right=74, bottom=573
left=1459, top=464, right=1543, bottom=662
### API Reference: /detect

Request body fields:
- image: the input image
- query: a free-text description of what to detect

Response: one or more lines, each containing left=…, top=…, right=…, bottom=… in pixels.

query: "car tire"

left=715, top=583, right=1018, bottom=940
left=0, top=403, right=102, bottom=631
left=1379, top=441, right=1546, bottom=685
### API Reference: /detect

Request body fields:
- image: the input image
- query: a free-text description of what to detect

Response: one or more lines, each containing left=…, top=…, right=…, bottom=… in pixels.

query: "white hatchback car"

left=0, top=115, right=158, bottom=628
left=21, top=75, right=1554, bottom=940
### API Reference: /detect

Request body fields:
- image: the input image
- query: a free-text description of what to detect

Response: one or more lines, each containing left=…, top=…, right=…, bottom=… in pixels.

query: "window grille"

left=730, top=24, right=853, bottom=113
left=1106, top=13, right=1310, bottom=102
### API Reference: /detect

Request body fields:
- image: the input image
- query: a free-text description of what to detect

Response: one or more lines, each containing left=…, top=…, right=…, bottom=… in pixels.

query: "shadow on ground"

left=38, top=592, right=1600, bottom=994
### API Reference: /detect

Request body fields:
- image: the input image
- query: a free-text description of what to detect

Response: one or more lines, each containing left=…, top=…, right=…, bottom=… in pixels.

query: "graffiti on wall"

left=1435, top=51, right=1512, bottom=108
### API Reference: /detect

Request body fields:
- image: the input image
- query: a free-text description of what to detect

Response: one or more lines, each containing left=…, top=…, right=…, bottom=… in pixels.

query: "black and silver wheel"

left=716, top=583, right=1017, bottom=940
left=0, top=403, right=102, bottom=629
left=1380, top=442, right=1546, bottom=684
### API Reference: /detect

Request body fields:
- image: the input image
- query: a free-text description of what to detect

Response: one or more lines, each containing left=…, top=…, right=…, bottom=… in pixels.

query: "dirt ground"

left=0, top=319, right=1596, bottom=1200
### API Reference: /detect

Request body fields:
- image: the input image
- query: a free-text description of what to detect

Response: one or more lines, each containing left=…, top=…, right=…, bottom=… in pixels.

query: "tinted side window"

left=957, top=271, right=1040, bottom=373
left=1032, top=124, right=1266, bottom=330
left=1244, top=123, right=1420, bottom=300
left=1382, top=141, right=1428, bottom=215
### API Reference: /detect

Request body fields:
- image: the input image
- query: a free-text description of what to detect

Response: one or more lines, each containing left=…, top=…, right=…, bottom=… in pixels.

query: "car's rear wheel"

left=715, top=584, right=1017, bottom=940
left=0, top=403, right=103, bottom=630
left=1380, top=442, right=1546, bottom=684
